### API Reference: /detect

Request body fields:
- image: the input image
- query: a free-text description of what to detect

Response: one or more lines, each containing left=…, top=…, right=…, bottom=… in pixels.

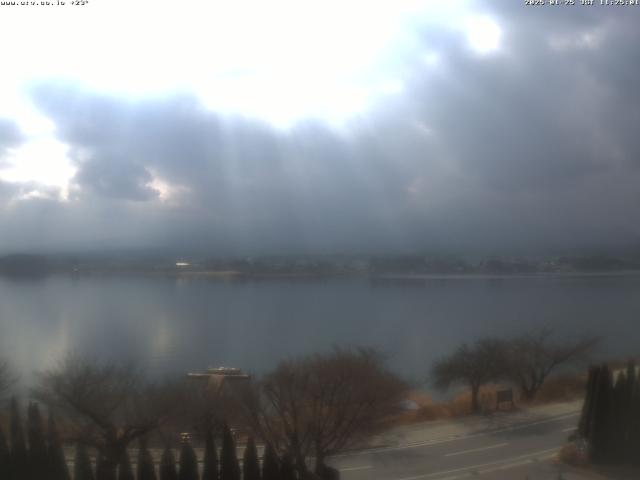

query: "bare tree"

left=32, top=355, right=183, bottom=480
left=505, top=328, right=600, bottom=401
left=173, top=375, right=247, bottom=437
left=431, top=339, right=508, bottom=414
left=239, top=347, right=407, bottom=478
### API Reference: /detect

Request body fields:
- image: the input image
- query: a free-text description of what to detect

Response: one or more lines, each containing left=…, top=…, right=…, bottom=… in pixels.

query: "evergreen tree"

left=631, top=369, right=640, bottom=466
left=74, top=443, right=95, bottom=480
left=118, top=449, right=135, bottom=480
left=626, top=361, right=636, bottom=401
left=220, top=425, right=240, bottom=480
left=590, top=364, right=613, bottom=463
left=261, top=444, right=279, bottom=480
left=96, top=453, right=113, bottom=480
left=242, top=437, right=260, bottom=480
left=578, top=365, right=600, bottom=438
left=0, top=424, right=9, bottom=480
left=202, top=429, right=218, bottom=480
left=622, top=361, right=637, bottom=463
left=27, top=402, right=48, bottom=480
left=159, top=447, right=178, bottom=480
left=610, top=371, right=628, bottom=462
left=47, top=411, right=71, bottom=480
left=137, top=438, right=157, bottom=480
left=178, top=441, right=199, bottom=480
left=279, top=454, right=295, bottom=480
left=9, top=397, right=28, bottom=480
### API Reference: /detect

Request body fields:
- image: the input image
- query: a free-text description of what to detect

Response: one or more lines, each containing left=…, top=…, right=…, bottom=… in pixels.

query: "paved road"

left=328, top=408, right=582, bottom=480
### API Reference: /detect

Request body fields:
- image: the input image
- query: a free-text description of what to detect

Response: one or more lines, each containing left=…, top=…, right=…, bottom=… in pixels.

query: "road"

left=328, top=407, right=583, bottom=480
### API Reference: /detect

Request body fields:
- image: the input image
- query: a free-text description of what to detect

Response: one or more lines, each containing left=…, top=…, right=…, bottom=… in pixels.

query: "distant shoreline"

left=3, top=253, right=640, bottom=279
left=368, top=270, right=640, bottom=280
left=24, top=268, right=640, bottom=282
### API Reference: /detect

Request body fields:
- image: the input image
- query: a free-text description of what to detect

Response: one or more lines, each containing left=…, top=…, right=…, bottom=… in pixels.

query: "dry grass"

left=532, top=373, right=587, bottom=404
left=383, top=384, right=513, bottom=427
left=384, top=374, right=588, bottom=428
left=558, top=443, right=588, bottom=467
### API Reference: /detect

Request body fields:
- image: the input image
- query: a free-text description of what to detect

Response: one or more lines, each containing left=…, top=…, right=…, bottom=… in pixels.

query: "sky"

left=0, top=0, right=638, bottom=255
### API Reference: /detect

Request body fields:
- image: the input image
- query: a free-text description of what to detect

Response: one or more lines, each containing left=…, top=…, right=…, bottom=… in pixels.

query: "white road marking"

left=393, top=446, right=560, bottom=480
left=332, top=411, right=579, bottom=458
left=339, top=465, right=372, bottom=472
left=444, top=442, right=508, bottom=457
left=436, top=453, right=557, bottom=480
left=562, top=427, right=576, bottom=432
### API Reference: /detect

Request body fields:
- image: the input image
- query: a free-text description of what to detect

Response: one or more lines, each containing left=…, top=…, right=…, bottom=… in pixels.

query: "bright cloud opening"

left=0, top=137, right=75, bottom=197
left=0, top=0, right=475, bottom=190
left=465, top=16, right=502, bottom=54
left=0, top=0, right=441, bottom=129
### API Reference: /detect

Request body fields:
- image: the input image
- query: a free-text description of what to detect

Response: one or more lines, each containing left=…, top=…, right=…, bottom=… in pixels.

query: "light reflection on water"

left=0, top=273, right=638, bottom=388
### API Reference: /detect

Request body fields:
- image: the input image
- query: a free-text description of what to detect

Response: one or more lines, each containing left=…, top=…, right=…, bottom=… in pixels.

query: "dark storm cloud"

left=27, top=85, right=407, bottom=252
left=72, top=153, right=159, bottom=201
left=1, top=3, right=639, bottom=254
left=382, top=3, right=640, bottom=249
left=402, top=4, right=638, bottom=190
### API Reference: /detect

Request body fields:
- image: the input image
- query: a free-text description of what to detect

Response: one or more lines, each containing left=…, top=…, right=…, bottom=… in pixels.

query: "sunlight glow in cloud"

left=465, top=16, right=502, bottom=54
left=0, top=0, right=473, bottom=189
left=0, top=136, right=75, bottom=197
left=0, top=0, right=445, bottom=129
left=146, top=172, right=189, bottom=205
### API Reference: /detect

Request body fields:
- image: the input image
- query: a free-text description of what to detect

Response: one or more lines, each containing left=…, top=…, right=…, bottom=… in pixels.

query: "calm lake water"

left=1, top=273, right=638, bottom=387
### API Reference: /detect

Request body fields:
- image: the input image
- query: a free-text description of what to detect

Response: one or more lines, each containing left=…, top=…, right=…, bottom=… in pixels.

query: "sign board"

left=496, top=388, right=515, bottom=410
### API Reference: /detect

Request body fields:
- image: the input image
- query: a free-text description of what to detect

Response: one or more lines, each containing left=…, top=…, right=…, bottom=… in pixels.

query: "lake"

left=1, top=273, right=638, bottom=388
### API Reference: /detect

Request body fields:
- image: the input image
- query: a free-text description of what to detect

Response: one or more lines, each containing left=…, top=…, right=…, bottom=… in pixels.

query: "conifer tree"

left=10, top=397, right=28, bottom=480
left=261, top=444, right=279, bottom=480
left=610, top=371, right=628, bottom=462
left=202, top=429, right=218, bottom=480
left=27, top=402, right=48, bottom=480
left=160, top=447, right=178, bottom=480
left=96, top=452, right=113, bottom=480
left=74, top=443, right=95, bottom=480
left=47, top=412, right=71, bottom=480
left=626, top=361, right=636, bottom=400
left=137, top=438, right=157, bottom=480
left=118, top=450, right=135, bottom=480
left=178, top=441, right=199, bottom=480
left=242, top=437, right=260, bottom=480
left=279, top=454, right=295, bottom=480
left=578, top=365, right=599, bottom=438
left=631, top=369, right=640, bottom=465
left=590, top=364, right=613, bottom=463
left=220, top=425, right=240, bottom=480
left=0, top=424, right=9, bottom=480
left=623, top=361, right=637, bottom=458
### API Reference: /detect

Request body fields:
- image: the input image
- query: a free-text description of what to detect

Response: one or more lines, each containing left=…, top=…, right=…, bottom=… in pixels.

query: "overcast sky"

left=0, top=0, right=638, bottom=256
